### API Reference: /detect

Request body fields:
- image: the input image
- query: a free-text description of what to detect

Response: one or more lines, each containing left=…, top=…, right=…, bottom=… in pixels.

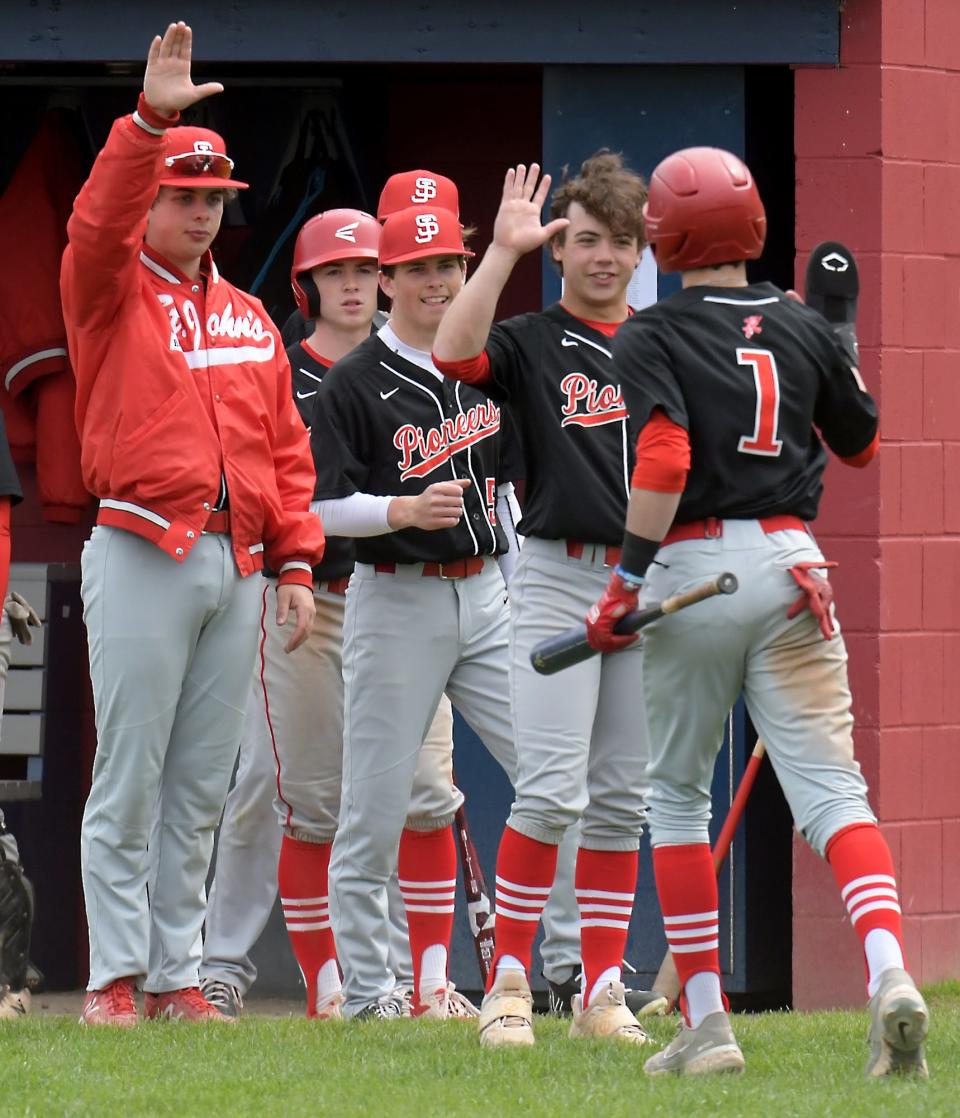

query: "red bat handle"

left=711, top=739, right=767, bottom=871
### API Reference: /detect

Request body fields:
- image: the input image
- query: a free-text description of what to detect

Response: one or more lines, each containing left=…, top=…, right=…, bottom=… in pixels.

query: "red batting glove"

left=585, top=571, right=642, bottom=653
left=786, top=561, right=839, bottom=640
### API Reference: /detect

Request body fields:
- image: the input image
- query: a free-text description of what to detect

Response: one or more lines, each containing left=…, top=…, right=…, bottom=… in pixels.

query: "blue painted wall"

left=541, top=64, right=745, bottom=306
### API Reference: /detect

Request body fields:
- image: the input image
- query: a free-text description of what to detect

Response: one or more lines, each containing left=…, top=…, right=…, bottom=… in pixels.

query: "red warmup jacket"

left=0, top=110, right=91, bottom=522
left=60, top=112, right=324, bottom=585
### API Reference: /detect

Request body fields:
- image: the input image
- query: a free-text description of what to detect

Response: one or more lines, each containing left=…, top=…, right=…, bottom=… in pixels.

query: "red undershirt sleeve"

left=631, top=408, right=691, bottom=493
left=431, top=350, right=492, bottom=386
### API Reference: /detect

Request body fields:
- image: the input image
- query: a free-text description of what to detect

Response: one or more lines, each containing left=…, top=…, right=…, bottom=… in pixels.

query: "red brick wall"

left=792, top=0, right=960, bottom=1008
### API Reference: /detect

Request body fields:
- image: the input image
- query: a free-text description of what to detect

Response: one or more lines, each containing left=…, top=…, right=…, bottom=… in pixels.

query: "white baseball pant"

left=641, top=520, right=875, bottom=856
left=80, top=526, right=262, bottom=992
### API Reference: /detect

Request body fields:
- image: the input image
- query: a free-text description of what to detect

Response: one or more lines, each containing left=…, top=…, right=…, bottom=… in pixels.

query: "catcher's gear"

left=0, top=986, right=30, bottom=1019
left=0, top=845, right=35, bottom=992
left=786, top=561, right=838, bottom=640
left=290, top=209, right=381, bottom=319
left=643, top=147, right=766, bottom=273
left=4, top=591, right=41, bottom=645
left=585, top=571, right=642, bottom=654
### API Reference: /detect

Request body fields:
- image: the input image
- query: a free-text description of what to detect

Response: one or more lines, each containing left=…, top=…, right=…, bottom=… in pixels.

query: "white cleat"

left=568, top=981, right=651, bottom=1045
left=865, top=968, right=929, bottom=1079
left=478, top=970, right=535, bottom=1048
left=644, top=1010, right=745, bottom=1076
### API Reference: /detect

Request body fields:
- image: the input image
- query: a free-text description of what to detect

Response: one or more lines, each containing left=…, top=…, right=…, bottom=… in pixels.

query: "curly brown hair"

left=549, top=150, right=647, bottom=253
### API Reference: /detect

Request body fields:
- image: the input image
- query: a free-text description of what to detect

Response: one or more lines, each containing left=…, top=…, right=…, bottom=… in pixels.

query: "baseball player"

left=377, top=170, right=583, bottom=997
left=433, top=154, right=662, bottom=1048
left=62, top=22, right=324, bottom=1026
left=254, top=206, right=463, bottom=1020
left=196, top=680, right=281, bottom=1016
left=585, top=146, right=928, bottom=1078
left=310, top=198, right=575, bottom=1020
left=198, top=191, right=474, bottom=1020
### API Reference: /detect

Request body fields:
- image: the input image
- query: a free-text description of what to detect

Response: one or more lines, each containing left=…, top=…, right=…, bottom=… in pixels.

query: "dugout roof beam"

left=4, top=0, right=839, bottom=66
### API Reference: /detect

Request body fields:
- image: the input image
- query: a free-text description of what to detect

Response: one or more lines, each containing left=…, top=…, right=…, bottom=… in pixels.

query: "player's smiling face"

left=147, top=186, right=225, bottom=275
left=551, top=202, right=640, bottom=318
left=312, top=258, right=379, bottom=332
left=379, top=255, right=466, bottom=348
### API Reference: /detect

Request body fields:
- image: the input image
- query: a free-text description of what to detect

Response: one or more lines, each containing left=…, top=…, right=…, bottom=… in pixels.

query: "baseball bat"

left=530, top=571, right=739, bottom=677
left=454, top=799, right=495, bottom=984
left=650, top=739, right=768, bottom=1007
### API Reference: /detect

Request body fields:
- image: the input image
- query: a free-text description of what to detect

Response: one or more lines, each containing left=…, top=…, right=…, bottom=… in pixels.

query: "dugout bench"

left=0, top=563, right=93, bottom=988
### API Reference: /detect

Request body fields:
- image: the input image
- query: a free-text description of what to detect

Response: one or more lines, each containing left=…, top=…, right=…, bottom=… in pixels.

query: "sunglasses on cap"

left=164, top=149, right=236, bottom=179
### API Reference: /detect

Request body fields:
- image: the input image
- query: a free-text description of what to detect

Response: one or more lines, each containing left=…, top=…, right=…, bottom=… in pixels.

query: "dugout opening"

left=0, top=58, right=796, bottom=1005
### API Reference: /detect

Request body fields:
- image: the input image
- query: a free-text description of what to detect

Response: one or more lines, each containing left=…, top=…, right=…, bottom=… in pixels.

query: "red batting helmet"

left=379, top=206, right=475, bottom=266
left=377, top=170, right=460, bottom=222
left=160, top=126, right=249, bottom=190
left=642, top=147, right=766, bottom=273
left=290, top=208, right=381, bottom=319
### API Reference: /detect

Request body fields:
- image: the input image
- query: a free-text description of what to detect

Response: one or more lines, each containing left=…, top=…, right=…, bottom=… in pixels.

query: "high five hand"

left=492, top=164, right=570, bottom=259
left=143, top=21, right=224, bottom=116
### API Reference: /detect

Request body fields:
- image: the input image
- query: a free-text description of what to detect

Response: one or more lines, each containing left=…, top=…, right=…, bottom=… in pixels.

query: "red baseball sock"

left=277, top=834, right=337, bottom=1018
left=576, top=848, right=638, bottom=1004
left=652, top=843, right=724, bottom=1017
left=826, top=821, right=906, bottom=988
left=398, top=826, right=457, bottom=1007
left=488, top=825, right=558, bottom=990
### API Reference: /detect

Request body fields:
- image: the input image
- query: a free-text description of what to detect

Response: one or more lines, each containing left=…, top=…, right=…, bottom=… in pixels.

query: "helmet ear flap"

left=297, top=272, right=321, bottom=319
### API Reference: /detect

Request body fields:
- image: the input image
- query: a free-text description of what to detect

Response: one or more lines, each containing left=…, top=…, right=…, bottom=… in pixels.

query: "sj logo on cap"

left=414, top=214, right=440, bottom=243
left=193, top=140, right=214, bottom=154
left=412, top=177, right=437, bottom=203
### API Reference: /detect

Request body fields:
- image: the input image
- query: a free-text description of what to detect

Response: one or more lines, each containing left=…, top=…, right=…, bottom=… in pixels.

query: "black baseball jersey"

left=283, top=340, right=354, bottom=582
left=614, top=282, right=878, bottom=523
left=310, top=334, right=509, bottom=566
left=482, top=303, right=639, bottom=545
left=0, top=413, right=22, bottom=504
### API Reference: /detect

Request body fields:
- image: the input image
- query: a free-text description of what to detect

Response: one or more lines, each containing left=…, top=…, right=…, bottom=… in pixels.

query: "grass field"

left=1, top=982, right=957, bottom=1117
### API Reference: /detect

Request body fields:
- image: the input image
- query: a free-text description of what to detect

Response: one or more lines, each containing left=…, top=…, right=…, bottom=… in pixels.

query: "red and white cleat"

left=312, top=989, right=345, bottom=1021
left=413, top=981, right=479, bottom=1020
left=144, top=986, right=236, bottom=1022
left=79, top=978, right=138, bottom=1027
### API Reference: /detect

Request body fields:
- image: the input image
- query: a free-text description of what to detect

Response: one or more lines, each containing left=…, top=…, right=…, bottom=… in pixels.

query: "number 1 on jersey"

left=737, top=348, right=783, bottom=457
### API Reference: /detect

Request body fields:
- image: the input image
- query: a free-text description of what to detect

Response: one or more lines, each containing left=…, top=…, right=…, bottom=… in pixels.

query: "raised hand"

left=143, top=21, right=224, bottom=116
left=491, top=164, right=570, bottom=259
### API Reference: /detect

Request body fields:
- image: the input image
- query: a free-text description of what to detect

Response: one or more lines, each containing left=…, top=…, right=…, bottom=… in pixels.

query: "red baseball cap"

left=379, top=206, right=475, bottom=266
left=377, top=170, right=459, bottom=222
left=159, top=126, right=249, bottom=190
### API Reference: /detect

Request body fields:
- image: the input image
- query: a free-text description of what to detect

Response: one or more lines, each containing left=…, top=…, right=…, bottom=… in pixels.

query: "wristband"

left=618, top=530, right=660, bottom=584
left=134, top=92, right=181, bottom=134
left=614, top=564, right=645, bottom=588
